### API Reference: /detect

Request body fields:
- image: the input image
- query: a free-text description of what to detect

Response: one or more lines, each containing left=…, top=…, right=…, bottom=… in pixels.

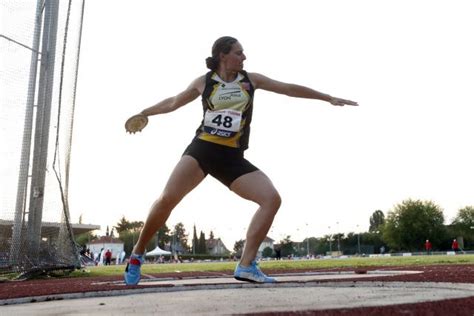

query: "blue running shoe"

left=234, top=260, right=276, bottom=283
left=124, top=254, right=144, bottom=285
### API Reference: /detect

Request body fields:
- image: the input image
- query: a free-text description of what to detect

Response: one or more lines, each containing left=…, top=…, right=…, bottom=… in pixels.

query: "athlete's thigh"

left=230, top=170, right=279, bottom=204
left=162, top=155, right=206, bottom=198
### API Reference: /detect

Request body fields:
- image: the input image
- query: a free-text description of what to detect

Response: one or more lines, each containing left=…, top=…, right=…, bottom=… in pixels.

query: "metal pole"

left=357, top=225, right=361, bottom=254
left=10, top=0, right=45, bottom=264
left=357, top=233, right=361, bottom=254
left=172, top=233, right=176, bottom=257
left=27, top=0, right=60, bottom=261
left=328, top=226, right=332, bottom=255
left=305, top=223, right=309, bottom=257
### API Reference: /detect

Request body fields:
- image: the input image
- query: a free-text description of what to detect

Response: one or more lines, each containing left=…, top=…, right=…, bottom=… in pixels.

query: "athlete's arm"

left=248, top=72, right=358, bottom=106
left=140, top=75, right=205, bottom=116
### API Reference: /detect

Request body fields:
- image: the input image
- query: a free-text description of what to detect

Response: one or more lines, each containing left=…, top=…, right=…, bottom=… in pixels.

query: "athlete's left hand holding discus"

left=125, top=113, right=148, bottom=133
left=123, top=36, right=358, bottom=286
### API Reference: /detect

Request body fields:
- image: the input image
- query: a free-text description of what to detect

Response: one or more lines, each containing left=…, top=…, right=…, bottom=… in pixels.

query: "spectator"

left=274, top=246, right=282, bottom=260
left=79, top=245, right=86, bottom=256
left=86, top=248, right=92, bottom=259
left=425, top=240, right=432, bottom=255
left=452, top=239, right=459, bottom=253
left=105, top=249, right=112, bottom=265
left=96, top=248, right=104, bottom=265
left=100, top=248, right=106, bottom=265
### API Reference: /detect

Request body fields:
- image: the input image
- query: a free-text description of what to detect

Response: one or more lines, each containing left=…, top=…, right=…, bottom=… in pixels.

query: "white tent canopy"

left=145, top=246, right=171, bottom=257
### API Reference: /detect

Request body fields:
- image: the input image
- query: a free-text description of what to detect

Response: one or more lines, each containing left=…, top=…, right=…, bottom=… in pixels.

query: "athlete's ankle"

left=239, top=259, right=254, bottom=267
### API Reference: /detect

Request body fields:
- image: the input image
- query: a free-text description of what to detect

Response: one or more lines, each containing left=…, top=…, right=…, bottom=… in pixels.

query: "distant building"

left=87, top=236, right=123, bottom=259
left=258, top=236, right=275, bottom=258
left=206, top=238, right=230, bottom=256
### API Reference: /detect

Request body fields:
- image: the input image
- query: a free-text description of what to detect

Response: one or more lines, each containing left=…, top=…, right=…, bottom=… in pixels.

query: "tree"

left=451, top=206, right=474, bottom=248
left=119, top=230, right=140, bottom=255
left=280, top=235, right=295, bottom=257
left=198, top=231, right=207, bottom=254
left=115, top=216, right=132, bottom=233
left=173, top=222, right=188, bottom=252
left=361, top=231, right=384, bottom=254
left=316, top=235, right=331, bottom=254
left=369, top=210, right=385, bottom=233
left=192, top=225, right=198, bottom=254
left=303, top=237, right=319, bottom=256
left=115, top=215, right=170, bottom=253
left=262, top=247, right=273, bottom=258
left=233, top=239, right=245, bottom=257
left=382, top=199, right=446, bottom=251
left=156, top=224, right=171, bottom=248
left=75, top=231, right=97, bottom=246
left=452, top=206, right=474, bottom=229
left=129, top=221, right=144, bottom=232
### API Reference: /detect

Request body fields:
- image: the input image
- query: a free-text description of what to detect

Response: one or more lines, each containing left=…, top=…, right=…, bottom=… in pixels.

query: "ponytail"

left=205, top=56, right=218, bottom=70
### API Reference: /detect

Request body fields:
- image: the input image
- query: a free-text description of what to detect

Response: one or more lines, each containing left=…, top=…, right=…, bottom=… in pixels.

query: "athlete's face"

left=221, top=42, right=246, bottom=71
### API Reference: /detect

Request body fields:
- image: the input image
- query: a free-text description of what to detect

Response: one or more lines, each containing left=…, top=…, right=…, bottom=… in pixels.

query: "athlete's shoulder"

left=246, top=72, right=268, bottom=90
left=239, top=70, right=252, bottom=81
left=246, top=72, right=266, bottom=80
left=187, top=74, right=207, bottom=94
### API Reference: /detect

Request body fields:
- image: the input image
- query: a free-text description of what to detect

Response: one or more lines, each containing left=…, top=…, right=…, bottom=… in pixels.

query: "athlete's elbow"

left=284, top=84, right=304, bottom=98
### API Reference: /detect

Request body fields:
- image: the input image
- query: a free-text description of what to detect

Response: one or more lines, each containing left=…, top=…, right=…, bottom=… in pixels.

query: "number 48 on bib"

left=203, top=109, right=242, bottom=137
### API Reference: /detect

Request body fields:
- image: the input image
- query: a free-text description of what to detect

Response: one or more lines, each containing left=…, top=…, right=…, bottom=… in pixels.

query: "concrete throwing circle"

left=1, top=281, right=474, bottom=315
left=2, top=271, right=474, bottom=314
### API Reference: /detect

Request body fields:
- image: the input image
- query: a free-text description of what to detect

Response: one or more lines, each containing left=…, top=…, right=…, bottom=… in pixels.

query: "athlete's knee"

left=272, top=191, right=282, bottom=211
left=263, top=190, right=281, bottom=213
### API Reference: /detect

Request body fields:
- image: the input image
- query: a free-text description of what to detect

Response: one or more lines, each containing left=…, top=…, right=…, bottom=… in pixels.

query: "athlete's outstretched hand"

left=329, top=97, right=358, bottom=107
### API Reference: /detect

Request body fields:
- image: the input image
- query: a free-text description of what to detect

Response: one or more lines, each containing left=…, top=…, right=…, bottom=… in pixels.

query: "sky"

left=67, top=0, right=474, bottom=250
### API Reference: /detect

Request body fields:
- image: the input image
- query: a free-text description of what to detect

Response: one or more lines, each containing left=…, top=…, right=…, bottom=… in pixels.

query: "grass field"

left=72, top=254, right=474, bottom=278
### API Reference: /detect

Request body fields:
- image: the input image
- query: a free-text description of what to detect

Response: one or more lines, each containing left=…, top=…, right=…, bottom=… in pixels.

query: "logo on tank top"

left=217, top=89, right=242, bottom=101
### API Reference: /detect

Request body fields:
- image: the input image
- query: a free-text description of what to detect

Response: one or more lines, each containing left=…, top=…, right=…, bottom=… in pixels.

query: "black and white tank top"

left=195, top=71, right=254, bottom=150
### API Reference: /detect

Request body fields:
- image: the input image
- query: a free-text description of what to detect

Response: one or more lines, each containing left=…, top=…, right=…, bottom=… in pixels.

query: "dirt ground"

left=1, top=264, right=474, bottom=315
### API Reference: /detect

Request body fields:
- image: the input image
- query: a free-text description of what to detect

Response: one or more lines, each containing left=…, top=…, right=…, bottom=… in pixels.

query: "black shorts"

left=183, top=138, right=259, bottom=187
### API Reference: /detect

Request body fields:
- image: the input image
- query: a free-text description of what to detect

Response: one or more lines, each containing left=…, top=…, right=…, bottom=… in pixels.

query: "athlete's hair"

left=205, top=36, right=238, bottom=71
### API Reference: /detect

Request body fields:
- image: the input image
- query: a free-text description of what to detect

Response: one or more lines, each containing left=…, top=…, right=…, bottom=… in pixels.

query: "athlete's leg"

left=230, top=170, right=281, bottom=266
left=132, top=155, right=206, bottom=254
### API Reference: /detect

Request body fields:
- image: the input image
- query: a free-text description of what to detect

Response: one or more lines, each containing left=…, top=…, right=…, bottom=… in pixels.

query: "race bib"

left=203, top=109, right=242, bottom=138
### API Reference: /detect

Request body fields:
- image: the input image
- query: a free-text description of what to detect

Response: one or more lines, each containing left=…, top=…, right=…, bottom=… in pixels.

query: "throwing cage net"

left=1, top=0, right=85, bottom=278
